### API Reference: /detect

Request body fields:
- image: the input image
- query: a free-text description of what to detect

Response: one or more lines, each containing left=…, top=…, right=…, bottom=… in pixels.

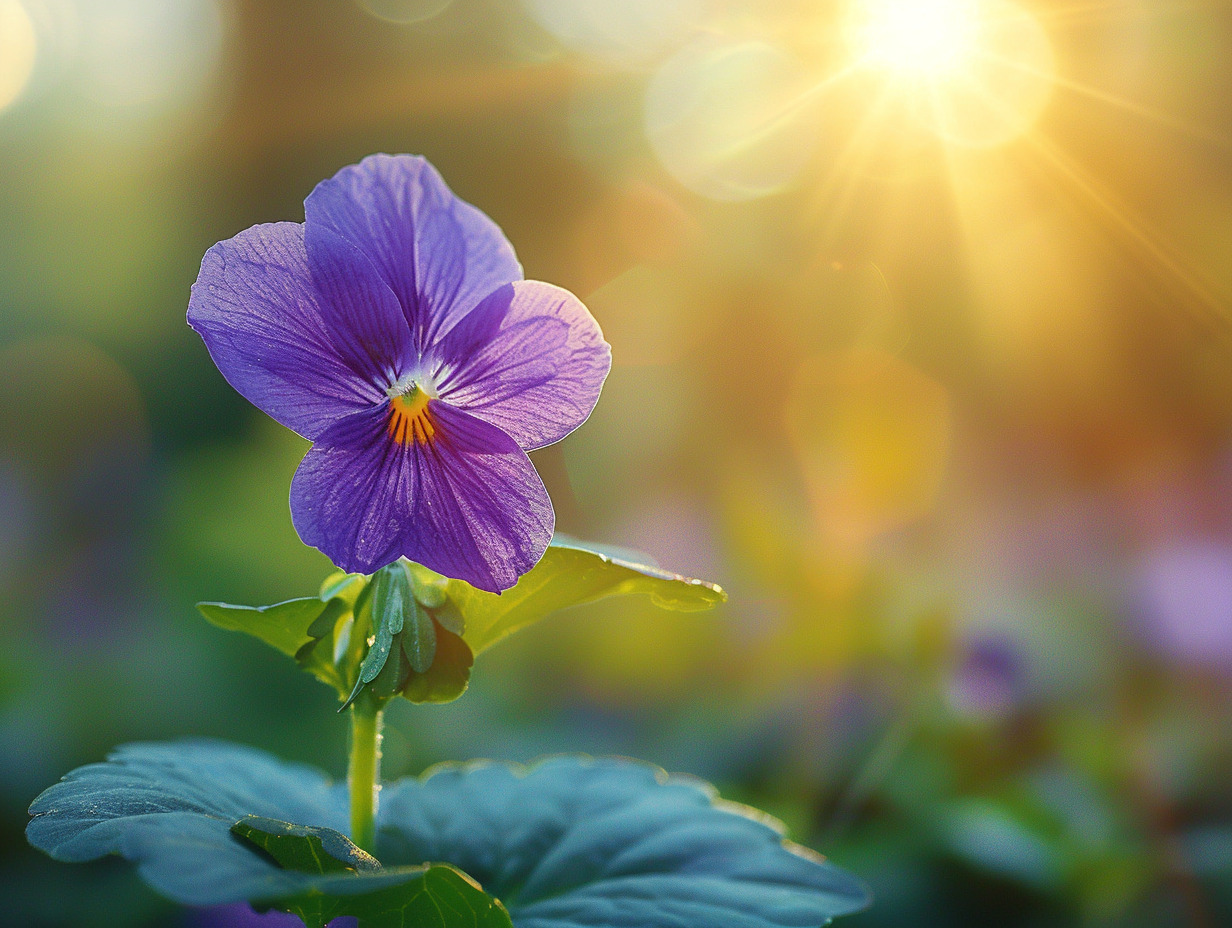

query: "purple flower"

left=188, top=155, right=610, bottom=592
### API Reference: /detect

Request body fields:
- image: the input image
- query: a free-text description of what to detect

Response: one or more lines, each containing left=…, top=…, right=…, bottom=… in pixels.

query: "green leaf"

left=231, top=816, right=380, bottom=874
left=267, top=864, right=513, bottom=928
left=320, top=571, right=365, bottom=604
left=196, top=539, right=723, bottom=710
left=441, top=536, right=727, bottom=654
left=306, top=597, right=349, bottom=641
left=361, top=563, right=413, bottom=685
left=343, top=562, right=446, bottom=709
left=197, top=598, right=327, bottom=660
left=404, top=597, right=437, bottom=674
left=431, top=596, right=465, bottom=636
left=28, top=741, right=867, bottom=928
left=198, top=573, right=369, bottom=700
left=401, top=627, right=472, bottom=704
left=232, top=818, right=506, bottom=928
left=367, top=643, right=410, bottom=701
left=199, top=588, right=360, bottom=697
left=413, top=579, right=448, bottom=611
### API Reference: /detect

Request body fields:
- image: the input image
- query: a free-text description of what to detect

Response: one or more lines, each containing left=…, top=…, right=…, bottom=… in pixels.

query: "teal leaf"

left=436, top=536, right=728, bottom=654
left=377, top=756, right=868, bottom=928
left=26, top=741, right=397, bottom=905
left=25, top=741, right=510, bottom=928
left=28, top=741, right=867, bottom=928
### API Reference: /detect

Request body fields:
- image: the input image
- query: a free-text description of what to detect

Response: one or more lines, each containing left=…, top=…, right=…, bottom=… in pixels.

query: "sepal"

left=198, top=538, right=726, bottom=708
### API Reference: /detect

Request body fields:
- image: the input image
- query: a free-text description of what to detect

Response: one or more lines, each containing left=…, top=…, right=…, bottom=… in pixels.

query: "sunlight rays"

left=783, top=0, right=1232, bottom=338
left=1020, top=131, right=1230, bottom=328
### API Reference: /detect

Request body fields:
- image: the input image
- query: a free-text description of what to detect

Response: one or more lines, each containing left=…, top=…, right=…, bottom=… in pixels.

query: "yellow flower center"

left=388, top=387, right=436, bottom=445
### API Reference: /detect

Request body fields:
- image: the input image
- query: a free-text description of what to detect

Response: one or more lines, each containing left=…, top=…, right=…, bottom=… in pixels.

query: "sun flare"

left=853, top=0, right=980, bottom=77
left=845, top=0, right=1056, bottom=147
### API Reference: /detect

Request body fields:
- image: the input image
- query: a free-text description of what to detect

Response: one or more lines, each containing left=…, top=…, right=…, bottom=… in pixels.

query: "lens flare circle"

left=645, top=38, right=822, bottom=201
left=356, top=0, right=454, bottom=25
left=0, top=0, right=37, bottom=114
left=75, top=0, right=224, bottom=114
left=522, top=0, right=703, bottom=64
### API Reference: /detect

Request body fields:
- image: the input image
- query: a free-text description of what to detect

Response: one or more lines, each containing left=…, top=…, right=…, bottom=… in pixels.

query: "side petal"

left=304, top=154, right=523, bottom=350
left=429, top=281, right=612, bottom=450
left=290, top=402, right=553, bottom=592
left=188, top=222, right=392, bottom=439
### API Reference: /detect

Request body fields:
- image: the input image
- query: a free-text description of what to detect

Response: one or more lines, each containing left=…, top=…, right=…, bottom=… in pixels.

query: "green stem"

left=348, top=694, right=382, bottom=853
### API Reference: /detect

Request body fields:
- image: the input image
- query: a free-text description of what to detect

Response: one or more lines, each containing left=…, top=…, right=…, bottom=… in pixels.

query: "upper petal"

left=429, top=281, right=612, bottom=450
left=304, top=154, right=523, bottom=351
left=304, top=221, right=416, bottom=390
left=187, top=222, right=394, bottom=439
left=290, top=401, right=553, bottom=592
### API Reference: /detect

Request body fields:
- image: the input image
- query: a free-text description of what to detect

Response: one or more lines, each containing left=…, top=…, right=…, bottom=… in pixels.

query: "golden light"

left=854, top=0, right=979, bottom=76
left=846, top=0, right=1057, bottom=147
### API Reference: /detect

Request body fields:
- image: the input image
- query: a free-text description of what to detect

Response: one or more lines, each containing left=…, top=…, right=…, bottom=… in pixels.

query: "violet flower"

left=188, top=155, right=610, bottom=592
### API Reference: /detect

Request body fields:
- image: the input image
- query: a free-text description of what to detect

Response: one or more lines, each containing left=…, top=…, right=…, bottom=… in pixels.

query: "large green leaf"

left=25, top=741, right=511, bottom=928
left=27, top=741, right=867, bottom=928
left=433, top=536, right=727, bottom=654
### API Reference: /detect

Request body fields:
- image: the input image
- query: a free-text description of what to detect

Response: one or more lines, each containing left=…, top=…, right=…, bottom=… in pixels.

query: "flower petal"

left=290, top=401, right=553, bottom=592
left=304, top=154, right=522, bottom=350
left=187, top=222, right=405, bottom=439
left=430, top=281, right=612, bottom=450
left=304, top=222, right=415, bottom=391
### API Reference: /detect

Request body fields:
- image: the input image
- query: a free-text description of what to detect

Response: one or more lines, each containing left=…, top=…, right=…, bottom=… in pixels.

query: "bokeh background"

left=3, top=0, right=1232, bottom=925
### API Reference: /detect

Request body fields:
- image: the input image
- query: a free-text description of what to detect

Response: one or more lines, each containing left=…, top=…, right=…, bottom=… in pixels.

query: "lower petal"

left=289, top=402, right=553, bottom=592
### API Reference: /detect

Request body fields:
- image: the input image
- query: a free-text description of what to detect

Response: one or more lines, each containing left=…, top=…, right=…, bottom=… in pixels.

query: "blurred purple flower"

left=1136, top=542, right=1232, bottom=672
left=187, top=903, right=355, bottom=927
left=948, top=634, right=1026, bottom=719
left=188, top=155, right=610, bottom=591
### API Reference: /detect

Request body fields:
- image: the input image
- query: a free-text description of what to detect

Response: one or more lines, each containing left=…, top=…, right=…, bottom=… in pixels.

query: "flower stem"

left=348, top=694, right=382, bottom=853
